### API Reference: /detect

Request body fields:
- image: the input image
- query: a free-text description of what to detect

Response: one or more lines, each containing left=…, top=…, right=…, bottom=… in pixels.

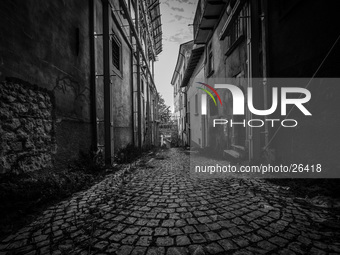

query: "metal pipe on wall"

left=118, top=0, right=157, bottom=93
left=250, top=0, right=261, bottom=162
left=89, top=0, right=98, bottom=150
left=103, top=0, right=112, bottom=164
left=135, top=0, right=142, bottom=151
left=261, top=0, right=269, bottom=147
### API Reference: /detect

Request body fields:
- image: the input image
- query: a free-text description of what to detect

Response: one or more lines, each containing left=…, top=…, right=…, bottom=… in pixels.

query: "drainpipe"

left=130, top=25, right=135, bottom=147
left=135, top=1, right=142, bottom=152
left=103, top=0, right=112, bottom=164
left=261, top=0, right=269, bottom=147
left=146, top=81, right=150, bottom=146
left=89, top=0, right=97, bottom=150
left=246, top=3, right=253, bottom=160
left=128, top=0, right=134, bottom=148
left=119, top=0, right=157, bottom=94
left=250, top=0, right=261, bottom=162
left=139, top=0, right=157, bottom=61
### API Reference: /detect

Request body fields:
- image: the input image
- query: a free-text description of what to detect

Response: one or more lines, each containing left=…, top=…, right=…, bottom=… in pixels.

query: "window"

left=207, top=43, right=214, bottom=76
left=225, top=3, right=247, bottom=56
left=229, top=17, right=240, bottom=46
left=187, top=100, right=190, bottom=125
left=141, top=79, right=144, bottom=94
left=279, top=0, right=302, bottom=18
left=209, top=98, right=218, bottom=116
left=112, top=35, right=121, bottom=71
left=195, top=93, right=198, bottom=114
left=179, top=93, right=182, bottom=109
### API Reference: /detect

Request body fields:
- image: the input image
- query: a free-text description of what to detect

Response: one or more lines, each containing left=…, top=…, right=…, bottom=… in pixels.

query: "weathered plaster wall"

left=267, top=0, right=340, bottom=173
left=0, top=0, right=93, bottom=166
left=111, top=12, right=133, bottom=152
left=188, top=62, right=205, bottom=148
left=0, top=78, right=55, bottom=173
left=204, top=8, right=250, bottom=153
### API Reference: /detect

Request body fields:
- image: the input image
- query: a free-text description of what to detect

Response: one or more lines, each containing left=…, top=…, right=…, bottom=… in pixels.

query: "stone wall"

left=0, top=78, right=55, bottom=173
left=0, top=0, right=93, bottom=167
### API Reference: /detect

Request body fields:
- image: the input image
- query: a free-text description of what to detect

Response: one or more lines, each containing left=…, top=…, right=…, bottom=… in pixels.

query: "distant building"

left=176, top=0, right=340, bottom=172
left=0, top=0, right=162, bottom=173
left=170, top=41, right=194, bottom=147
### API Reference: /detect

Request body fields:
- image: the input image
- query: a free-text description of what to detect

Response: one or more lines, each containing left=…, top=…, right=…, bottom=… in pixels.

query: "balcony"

left=193, top=0, right=228, bottom=44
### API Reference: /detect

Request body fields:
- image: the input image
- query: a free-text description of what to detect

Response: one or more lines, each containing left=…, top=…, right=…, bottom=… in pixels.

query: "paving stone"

left=206, top=222, right=221, bottom=231
left=113, top=215, right=126, bottom=221
left=288, top=242, right=307, bottom=254
left=269, top=236, right=288, bottom=247
left=175, top=219, right=187, bottom=227
left=204, top=242, right=224, bottom=254
left=11, top=244, right=35, bottom=254
left=232, top=249, right=253, bottom=255
left=123, top=226, right=140, bottom=235
left=156, top=237, right=174, bottom=246
left=155, top=227, right=168, bottom=236
left=203, top=232, right=220, bottom=241
left=156, top=213, right=167, bottom=219
left=246, top=246, right=269, bottom=254
left=229, top=226, right=244, bottom=235
left=257, top=240, right=278, bottom=251
left=176, top=235, right=191, bottom=246
left=122, top=235, right=139, bottom=245
left=188, top=245, right=206, bottom=255
left=162, top=220, right=175, bottom=227
left=189, top=233, right=206, bottom=244
left=186, top=218, right=199, bottom=225
left=197, top=217, right=212, bottom=224
left=233, top=236, right=250, bottom=248
left=195, top=224, right=210, bottom=233
left=257, top=229, right=272, bottom=238
left=117, top=245, right=134, bottom=255
left=139, top=227, right=153, bottom=236
left=217, top=239, right=238, bottom=251
left=169, top=227, right=184, bottom=236
left=1, top=148, right=339, bottom=254
left=244, top=233, right=263, bottom=243
left=278, top=248, right=297, bottom=255
left=166, top=247, right=188, bottom=255
left=217, top=220, right=235, bottom=228
left=124, top=217, right=138, bottom=224
left=182, top=225, right=196, bottom=234
left=109, top=233, right=126, bottom=242
left=309, top=247, right=327, bottom=255
left=136, top=236, right=153, bottom=247
left=146, top=219, right=160, bottom=227
left=131, top=246, right=148, bottom=255
left=93, top=241, right=109, bottom=251
left=146, top=247, right=165, bottom=255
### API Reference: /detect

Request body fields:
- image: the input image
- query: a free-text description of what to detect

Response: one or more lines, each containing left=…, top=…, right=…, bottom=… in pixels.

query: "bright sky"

left=154, top=0, right=197, bottom=112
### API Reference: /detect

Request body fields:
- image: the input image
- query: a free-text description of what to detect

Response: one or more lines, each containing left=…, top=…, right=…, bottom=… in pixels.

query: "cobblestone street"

left=1, top=148, right=340, bottom=255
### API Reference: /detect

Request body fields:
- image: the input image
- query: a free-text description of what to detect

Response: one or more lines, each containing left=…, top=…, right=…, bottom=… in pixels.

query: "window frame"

left=225, top=3, right=247, bottom=57
left=111, top=32, right=122, bottom=75
left=206, top=42, right=214, bottom=77
left=195, top=93, right=199, bottom=115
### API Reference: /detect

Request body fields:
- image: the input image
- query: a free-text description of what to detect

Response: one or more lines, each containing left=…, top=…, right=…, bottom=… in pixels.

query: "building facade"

left=171, top=41, right=194, bottom=147
left=0, top=0, right=162, bottom=173
left=176, top=0, right=340, bottom=172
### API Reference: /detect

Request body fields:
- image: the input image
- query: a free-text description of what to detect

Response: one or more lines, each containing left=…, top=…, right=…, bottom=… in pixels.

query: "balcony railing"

left=193, top=0, right=228, bottom=44
left=193, top=0, right=204, bottom=40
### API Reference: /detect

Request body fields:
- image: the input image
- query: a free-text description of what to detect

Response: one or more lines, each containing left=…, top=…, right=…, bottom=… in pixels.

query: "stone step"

left=223, top=149, right=241, bottom=159
left=231, top=144, right=245, bottom=152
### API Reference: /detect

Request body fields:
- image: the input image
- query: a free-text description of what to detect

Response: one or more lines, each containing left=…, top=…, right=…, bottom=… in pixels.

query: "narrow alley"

left=1, top=148, right=339, bottom=255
